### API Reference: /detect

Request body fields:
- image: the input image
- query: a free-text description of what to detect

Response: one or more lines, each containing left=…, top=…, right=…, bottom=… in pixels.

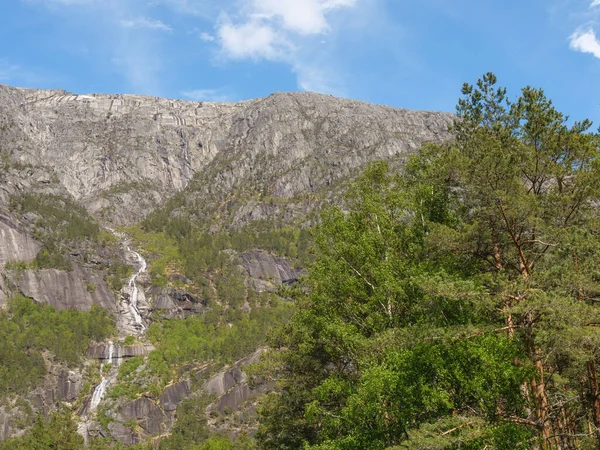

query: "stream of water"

left=126, top=246, right=147, bottom=332
left=83, top=234, right=148, bottom=428
left=89, top=340, right=113, bottom=411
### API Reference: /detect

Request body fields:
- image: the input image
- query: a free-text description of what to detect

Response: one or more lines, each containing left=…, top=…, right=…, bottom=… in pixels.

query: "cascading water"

left=78, top=231, right=150, bottom=442
left=126, top=246, right=147, bottom=332
left=107, top=340, right=114, bottom=365
left=89, top=340, right=114, bottom=411
left=89, top=378, right=109, bottom=412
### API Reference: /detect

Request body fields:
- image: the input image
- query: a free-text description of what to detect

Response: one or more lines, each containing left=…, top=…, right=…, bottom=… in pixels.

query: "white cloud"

left=218, top=21, right=286, bottom=60
left=570, top=29, right=600, bottom=58
left=250, top=0, right=329, bottom=35
left=247, top=0, right=357, bottom=35
left=120, top=17, right=172, bottom=31
left=20, top=0, right=360, bottom=97
left=181, top=88, right=233, bottom=102
left=214, top=0, right=357, bottom=94
left=592, top=0, right=600, bottom=7
left=151, top=0, right=220, bottom=18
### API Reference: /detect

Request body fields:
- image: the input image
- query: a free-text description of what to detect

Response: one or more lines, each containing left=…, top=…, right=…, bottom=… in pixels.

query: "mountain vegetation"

left=1, top=74, right=599, bottom=449
left=253, top=74, right=600, bottom=449
left=0, top=296, right=114, bottom=396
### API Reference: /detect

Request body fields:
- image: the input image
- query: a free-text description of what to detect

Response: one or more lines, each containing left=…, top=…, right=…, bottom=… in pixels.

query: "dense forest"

left=2, top=73, right=600, bottom=449
left=251, top=74, right=600, bottom=449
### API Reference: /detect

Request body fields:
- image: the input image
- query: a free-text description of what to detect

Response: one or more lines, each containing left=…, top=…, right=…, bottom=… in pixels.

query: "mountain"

left=0, top=84, right=454, bottom=446
left=0, top=85, right=453, bottom=226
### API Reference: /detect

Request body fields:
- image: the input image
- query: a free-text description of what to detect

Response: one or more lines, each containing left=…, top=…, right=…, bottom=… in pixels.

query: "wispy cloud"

left=200, top=32, right=215, bottom=41
left=570, top=29, right=600, bottom=57
left=569, top=1, right=600, bottom=59
left=181, top=87, right=234, bottom=102
left=0, top=58, right=53, bottom=87
left=120, top=17, right=172, bottom=32
left=21, top=0, right=169, bottom=95
left=150, top=0, right=222, bottom=19
left=17, top=0, right=362, bottom=97
left=214, top=0, right=358, bottom=94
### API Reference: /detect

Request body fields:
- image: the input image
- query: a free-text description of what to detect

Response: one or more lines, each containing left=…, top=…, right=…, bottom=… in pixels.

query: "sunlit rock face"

left=8, top=267, right=115, bottom=312
left=0, top=84, right=454, bottom=227
left=0, top=210, right=39, bottom=267
left=0, top=210, right=40, bottom=307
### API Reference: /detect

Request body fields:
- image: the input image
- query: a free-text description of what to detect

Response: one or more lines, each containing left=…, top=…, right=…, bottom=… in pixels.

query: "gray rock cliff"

left=7, top=265, right=115, bottom=312
left=0, top=84, right=453, bottom=226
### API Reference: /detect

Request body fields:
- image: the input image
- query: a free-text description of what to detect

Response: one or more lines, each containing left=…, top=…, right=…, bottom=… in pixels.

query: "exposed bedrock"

left=8, top=265, right=115, bottom=312
left=0, top=84, right=453, bottom=226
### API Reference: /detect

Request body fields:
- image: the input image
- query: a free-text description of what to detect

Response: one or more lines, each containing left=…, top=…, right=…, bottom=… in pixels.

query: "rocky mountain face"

left=0, top=84, right=453, bottom=226
left=0, top=83, right=454, bottom=445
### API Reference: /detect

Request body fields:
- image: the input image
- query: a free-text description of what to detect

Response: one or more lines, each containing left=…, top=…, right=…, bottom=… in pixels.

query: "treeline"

left=253, top=74, right=600, bottom=449
left=10, top=192, right=100, bottom=243
left=0, top=296, right=114, bottom=396
left=103, top=295, right=292, bottom=405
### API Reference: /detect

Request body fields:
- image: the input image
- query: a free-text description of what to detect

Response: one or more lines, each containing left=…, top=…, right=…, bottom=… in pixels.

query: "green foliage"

left=255, top=162, right=525, bottom=449
left=105, top=263, right=134, bottom=291
left=159, top=395, right=259, bottom=450
left=147, top=302, right=294, bottom=383
left=109, top=356, right=145, bottom=399
left=9, top=192, right=102, bottom=270
left=255, top=74, right=600, bottom=449
left=89, top=436, right=154, bottom=450
left=158, top=395, right=210, bottom=450
left=10, top=193, right=100, bottom=242
left=0, top=408, right=84, bottom=450
left=124, top=227, right=182, bottom=287
left=406, top=72, right=600, bottom=446
left=31, top=243, right=73, bottom=271
left=0, top=296, right=114, bottom=396
left=128, top=219, right=310, bottom=295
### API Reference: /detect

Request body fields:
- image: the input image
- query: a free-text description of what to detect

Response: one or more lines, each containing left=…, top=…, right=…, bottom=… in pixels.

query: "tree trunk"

left=587, top=361, right=600, bottom=447
left=525, top=320, right=552, bottom=447
left=531, top=356, right=552, bottom=447
left=494, top=244, right=515, bottom=339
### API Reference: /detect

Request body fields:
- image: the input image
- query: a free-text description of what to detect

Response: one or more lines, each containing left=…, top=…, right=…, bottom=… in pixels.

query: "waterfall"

left=89, top=340, right=114, bottom=411
left=126, top=247, right=147, bottom=332
left=89, top=378, right=109, bottom=411
left=107, top=340, right=114, bottom=366
left=78, top=230, right=150, bottom=441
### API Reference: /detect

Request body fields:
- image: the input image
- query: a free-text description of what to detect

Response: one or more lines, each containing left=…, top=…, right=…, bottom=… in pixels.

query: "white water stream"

left=78, top=231, right=149, bottom=443
left=126, top=246, right=147, bottom=332
left=89, top=341, right=114, bottom=411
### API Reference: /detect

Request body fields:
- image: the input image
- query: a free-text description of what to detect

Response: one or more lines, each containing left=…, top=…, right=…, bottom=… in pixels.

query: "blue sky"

left=1, top=0, right=600, bottom=123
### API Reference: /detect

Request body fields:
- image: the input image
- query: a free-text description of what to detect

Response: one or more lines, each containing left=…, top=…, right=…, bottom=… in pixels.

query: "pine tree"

left=407, top=73, right=600, bottom=448
left=256, top=74, right=600, bottom=449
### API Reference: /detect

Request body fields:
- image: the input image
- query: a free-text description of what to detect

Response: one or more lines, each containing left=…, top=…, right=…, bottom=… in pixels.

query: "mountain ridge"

left=0, top=83, right=454, bottom=226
